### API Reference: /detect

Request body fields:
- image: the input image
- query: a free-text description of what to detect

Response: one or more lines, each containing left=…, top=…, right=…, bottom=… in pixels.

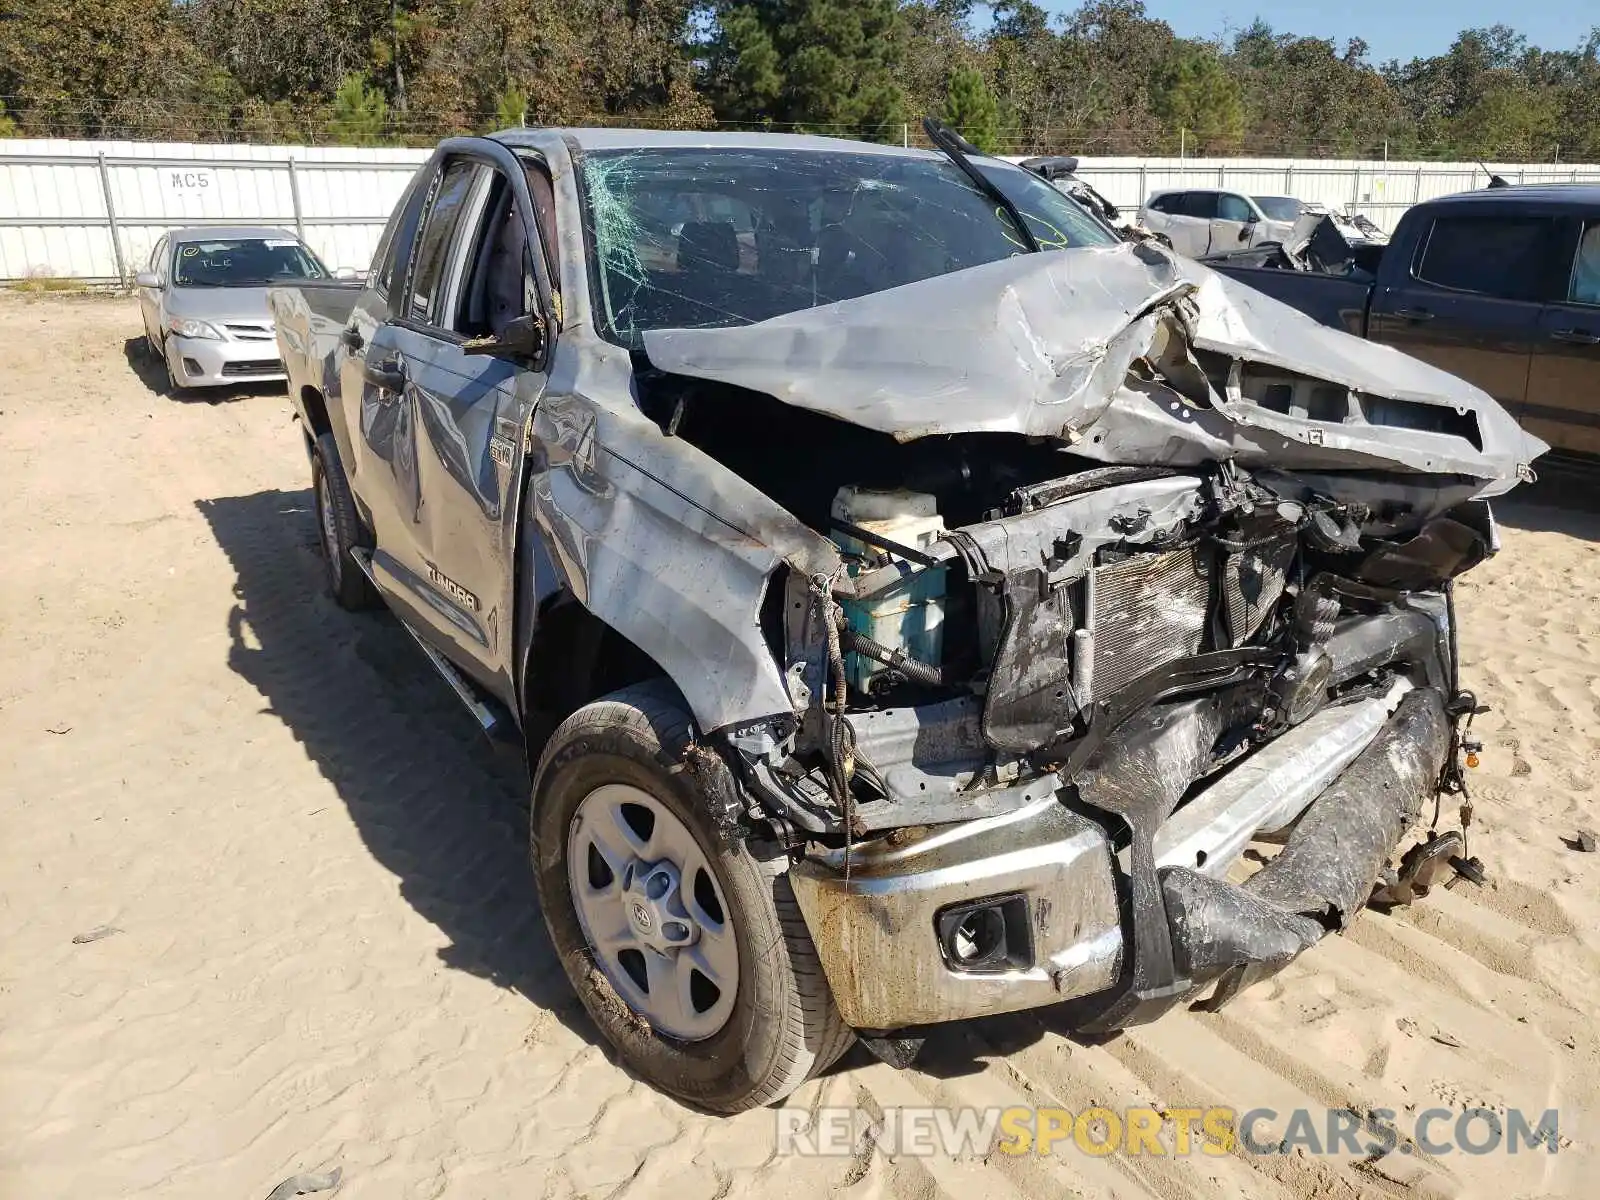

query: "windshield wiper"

left=922, top=117, right=1041, bottom=254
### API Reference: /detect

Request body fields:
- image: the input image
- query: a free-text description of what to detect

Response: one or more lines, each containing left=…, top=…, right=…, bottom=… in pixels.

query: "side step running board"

left=347, top=548, right=518, bottom=745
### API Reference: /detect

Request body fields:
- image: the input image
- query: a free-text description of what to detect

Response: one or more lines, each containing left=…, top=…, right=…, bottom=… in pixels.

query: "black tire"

left=310, top=431, right=381, bottom=611
left=160, top=336, right=186, bottom=397
left=530, top=681, right=853, bottom=1113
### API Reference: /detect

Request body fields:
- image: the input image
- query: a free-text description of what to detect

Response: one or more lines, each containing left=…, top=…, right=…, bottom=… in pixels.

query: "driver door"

left=350, top=142, right=557, bottom=701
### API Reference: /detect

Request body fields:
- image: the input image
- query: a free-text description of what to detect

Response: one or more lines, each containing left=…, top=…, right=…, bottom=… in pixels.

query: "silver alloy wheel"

left=567, top=783, right=739, bottom=1041
left=317, top=473, right=343, bottom=588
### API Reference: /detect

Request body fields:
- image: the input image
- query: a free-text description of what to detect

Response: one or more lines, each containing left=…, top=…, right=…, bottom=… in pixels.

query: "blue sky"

left=1039, top=1, right=1596, bottom=65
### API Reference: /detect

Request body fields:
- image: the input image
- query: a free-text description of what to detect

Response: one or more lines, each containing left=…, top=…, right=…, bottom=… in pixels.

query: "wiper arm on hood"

left=922, top=116, right=1041, bottom=254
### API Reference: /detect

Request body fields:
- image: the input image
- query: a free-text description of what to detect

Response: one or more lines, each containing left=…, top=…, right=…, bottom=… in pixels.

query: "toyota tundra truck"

left=270, top=122, right=1546, bottom=1114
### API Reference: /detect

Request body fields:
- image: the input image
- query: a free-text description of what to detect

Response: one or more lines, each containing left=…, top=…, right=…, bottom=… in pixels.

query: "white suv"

left=1138, top=189, right=1303, bottom=257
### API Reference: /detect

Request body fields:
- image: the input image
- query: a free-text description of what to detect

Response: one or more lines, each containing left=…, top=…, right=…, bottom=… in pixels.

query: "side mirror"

left=334, top=266, right=358, bottom=281
left=463, top=312, right=546, bottom=361
left=134, top=271, right=159, bottom=289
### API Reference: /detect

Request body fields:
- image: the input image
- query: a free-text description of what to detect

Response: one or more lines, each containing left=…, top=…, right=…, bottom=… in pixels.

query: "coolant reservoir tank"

left=830, top=487, right=944, bottom=561
left=830, top=487, right=946, bottom=693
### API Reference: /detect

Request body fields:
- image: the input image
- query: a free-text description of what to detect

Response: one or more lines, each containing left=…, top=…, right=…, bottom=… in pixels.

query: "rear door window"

left=406, top=160, right=484, bottom=326
left=1414, top=215, right=1556, bottom=301
left=1179, top=192, right=1219, bottom=219
left=370, top=169, right=428, bottom=299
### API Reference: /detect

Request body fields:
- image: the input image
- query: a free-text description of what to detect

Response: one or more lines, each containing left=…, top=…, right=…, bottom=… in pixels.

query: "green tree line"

left=1, top=0, right=1597, bottom=159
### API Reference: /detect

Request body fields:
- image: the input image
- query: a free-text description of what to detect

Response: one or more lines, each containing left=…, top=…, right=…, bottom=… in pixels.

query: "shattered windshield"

left=579, top=147, right=1115, bottom=344
left=172, top=238, right=328, bottom=287
left=1252, top=196, right=1303, bottom=222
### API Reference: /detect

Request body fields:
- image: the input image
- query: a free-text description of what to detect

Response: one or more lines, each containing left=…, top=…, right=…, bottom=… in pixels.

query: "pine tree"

left=327, top=73, right=389, bottom=145
left=940, top=65, right=1002, bottom=152
left=1152, top=46, right=1244, bottom=153
left=494, top=86, right=528, bottom=130
left=708, top=1, right=909, bottom=140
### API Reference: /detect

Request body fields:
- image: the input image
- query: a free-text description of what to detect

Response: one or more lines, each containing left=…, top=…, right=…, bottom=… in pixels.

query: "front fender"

left=524, top=341, right=839, bottom=735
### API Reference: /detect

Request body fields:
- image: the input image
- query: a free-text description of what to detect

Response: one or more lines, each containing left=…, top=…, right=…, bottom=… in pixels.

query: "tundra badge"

left=427, top=564, right=480, bottom=611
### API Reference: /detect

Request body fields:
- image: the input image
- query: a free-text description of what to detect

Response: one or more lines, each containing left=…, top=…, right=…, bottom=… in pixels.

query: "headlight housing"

left=167, top=317, right=223, bottom=340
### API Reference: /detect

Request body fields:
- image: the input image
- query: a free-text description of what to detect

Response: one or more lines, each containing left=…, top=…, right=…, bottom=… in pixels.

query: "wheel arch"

left=521, top=590, right=675, bottom=753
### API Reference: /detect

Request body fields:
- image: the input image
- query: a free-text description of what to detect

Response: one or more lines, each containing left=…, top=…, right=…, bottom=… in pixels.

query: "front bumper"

left=789, top=679, right=1447, bottom=1031
left=789, top=798, right=1125, bottom=1029
left=167, top=334, right=285, bottom=387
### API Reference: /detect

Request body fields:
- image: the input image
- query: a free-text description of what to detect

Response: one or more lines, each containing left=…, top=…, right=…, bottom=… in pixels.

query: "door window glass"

left=1568, top=221, right=1600, bottom=306
left=1217, top=194, right=1253, bottom=222
left=1414, top=216, right=1553, bottom=301
left=407, top=160, right=482, bottom=326
left=1179, top=192, right=1219, bottom=219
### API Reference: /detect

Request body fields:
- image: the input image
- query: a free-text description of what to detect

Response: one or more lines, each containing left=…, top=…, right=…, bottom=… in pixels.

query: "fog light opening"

left=935, top=893, right=1035, bottom=974
left=952, top=908, right=1005, bottom=965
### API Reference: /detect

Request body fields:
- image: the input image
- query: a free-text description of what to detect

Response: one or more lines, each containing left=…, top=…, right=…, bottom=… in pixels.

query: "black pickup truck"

left=1208, top=185, right=1600, bottom=458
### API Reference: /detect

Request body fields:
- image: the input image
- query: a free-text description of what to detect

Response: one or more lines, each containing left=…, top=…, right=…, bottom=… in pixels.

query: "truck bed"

left=268, top=280, right=365, bottom=407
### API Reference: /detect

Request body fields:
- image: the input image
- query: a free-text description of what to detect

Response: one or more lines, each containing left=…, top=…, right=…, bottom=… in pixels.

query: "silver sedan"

left=136, top=226, right=335, bottom=392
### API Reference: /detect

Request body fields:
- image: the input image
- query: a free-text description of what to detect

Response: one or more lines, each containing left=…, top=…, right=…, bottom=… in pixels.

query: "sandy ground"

left=0, top=293, right=1596, bottom=1200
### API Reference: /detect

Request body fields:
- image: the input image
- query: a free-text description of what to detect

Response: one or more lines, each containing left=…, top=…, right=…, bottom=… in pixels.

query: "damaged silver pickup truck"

left=270, top=126, right=1547, bottom=1114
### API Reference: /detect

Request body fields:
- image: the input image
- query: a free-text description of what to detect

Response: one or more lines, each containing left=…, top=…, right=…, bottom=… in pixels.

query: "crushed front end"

left=729, top=460, right=1496, bottom=1035
left=633, top=245, right=1537, bottom=1041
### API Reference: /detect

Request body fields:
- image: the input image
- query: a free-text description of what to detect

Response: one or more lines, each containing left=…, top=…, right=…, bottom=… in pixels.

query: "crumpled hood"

left=642, top=243, right=1546, bottom=495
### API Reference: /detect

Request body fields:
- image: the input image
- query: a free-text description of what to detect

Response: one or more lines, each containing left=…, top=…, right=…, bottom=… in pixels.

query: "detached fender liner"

left=1069, top=686, right=1449, bottom=1028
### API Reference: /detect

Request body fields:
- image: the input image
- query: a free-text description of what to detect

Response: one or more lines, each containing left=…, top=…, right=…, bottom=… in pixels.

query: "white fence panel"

left=1047, top=157, right=1600, bottom=233
left=4, top=140, right=1600, bottom=282
left=0, top=139, right=429, bottom=282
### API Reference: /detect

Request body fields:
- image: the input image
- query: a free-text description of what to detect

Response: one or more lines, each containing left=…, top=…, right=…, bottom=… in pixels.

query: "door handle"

left=340, top=325, right=364, bottom=351
left=1551, top=328, right=1600, bottom=346
left=1393, top=307, right=1435, bottom=322
left=363, top=358, right=406, bottom=393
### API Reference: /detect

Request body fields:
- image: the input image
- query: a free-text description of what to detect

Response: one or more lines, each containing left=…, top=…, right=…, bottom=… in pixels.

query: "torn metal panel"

left=1153, top=678, right=1414, bottom=877
left=644, top=246, right=1181, bottom=442
left=1178, top=266, right=1543, bottom=488
left=526, top=333, right=841, bottom=734
left=641, top=245, right=1545, bottom=492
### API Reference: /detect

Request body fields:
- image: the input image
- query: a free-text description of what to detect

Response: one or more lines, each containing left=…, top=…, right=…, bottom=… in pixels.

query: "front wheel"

left=530, top=681, right=852, bottom=1113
